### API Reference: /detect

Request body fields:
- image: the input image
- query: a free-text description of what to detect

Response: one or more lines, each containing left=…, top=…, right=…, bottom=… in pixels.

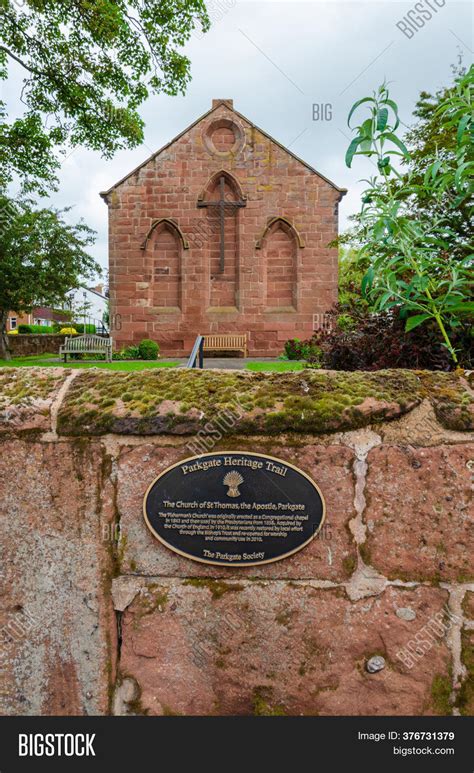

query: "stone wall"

left=8, top=334, right=67, bottom=356
left=0, top=367, right=473, bottom=716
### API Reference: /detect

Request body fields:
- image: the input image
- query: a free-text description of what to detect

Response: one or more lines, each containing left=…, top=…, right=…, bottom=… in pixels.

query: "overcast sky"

left=3, top=0, right=472, bottom=274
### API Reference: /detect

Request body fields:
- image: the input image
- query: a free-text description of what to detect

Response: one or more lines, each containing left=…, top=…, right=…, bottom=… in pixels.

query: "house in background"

left=8, top=283, right=108, bottom=333
left=7, top=307, right=69, bottom=331
left=64, top=284, right=109, bottom=333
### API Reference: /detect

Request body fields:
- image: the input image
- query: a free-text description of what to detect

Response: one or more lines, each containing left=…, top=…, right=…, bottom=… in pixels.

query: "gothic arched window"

left=197, top=171, right=246, bottom=309
left=141, top=219, right=187, bottom=310
left=257, top=218, right=301, bottom=310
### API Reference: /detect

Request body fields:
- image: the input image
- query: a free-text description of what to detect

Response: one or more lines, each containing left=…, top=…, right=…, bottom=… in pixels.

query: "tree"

left=0, top=194, right=100, bottom=359
left=343, top=67, right=473, bottom=364
left=341, top=62, right=473, bottom=261
left=399, top=58, right=472, bottom=262
left=338, top=246, right=369, bottom=307
left=0, top=0, right=210, bottom=192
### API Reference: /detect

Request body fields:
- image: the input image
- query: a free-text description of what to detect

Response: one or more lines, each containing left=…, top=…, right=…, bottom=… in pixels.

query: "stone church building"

left=101, top=99, right=346, bottom=356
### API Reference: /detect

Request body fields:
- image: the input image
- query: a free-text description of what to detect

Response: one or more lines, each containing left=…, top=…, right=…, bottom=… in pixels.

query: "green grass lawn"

left=0, top=354, right=310, bottom=373
left=245, top=361, right=306, bottom=372
left=0, top=354, right=180, bottom=370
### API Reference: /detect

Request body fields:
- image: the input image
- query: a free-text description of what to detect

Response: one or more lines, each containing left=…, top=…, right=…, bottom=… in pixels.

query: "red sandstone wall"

left=8, top=334, right=67, bottom=356
left=0, top=367, right=473, bottom=716
left=104, top=102, right=343, bottom=356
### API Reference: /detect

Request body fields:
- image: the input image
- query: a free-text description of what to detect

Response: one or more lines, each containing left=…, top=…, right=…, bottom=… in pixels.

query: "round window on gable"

left=203, top=118, right=245, bottom=158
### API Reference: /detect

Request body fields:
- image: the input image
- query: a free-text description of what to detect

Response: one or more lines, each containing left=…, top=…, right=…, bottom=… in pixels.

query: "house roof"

left=33, top=307, right=69, bottom=321
left=100, top=99, right=347, bottom=199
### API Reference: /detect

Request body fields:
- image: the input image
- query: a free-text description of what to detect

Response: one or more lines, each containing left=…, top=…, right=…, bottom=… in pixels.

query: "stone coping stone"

left=0, top=367, right=69, bottom=435
left=47, top=368, right=473, bottom=437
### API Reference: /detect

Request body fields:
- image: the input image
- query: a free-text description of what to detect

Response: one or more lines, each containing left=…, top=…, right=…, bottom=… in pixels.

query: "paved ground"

left=174, top=357, right=282, bottom=370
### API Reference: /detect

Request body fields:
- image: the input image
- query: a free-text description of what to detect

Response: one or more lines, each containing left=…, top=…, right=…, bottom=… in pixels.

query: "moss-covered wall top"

left=1, top=366, right=471, bottom=437
left=58, top=368, right=474, bottom=435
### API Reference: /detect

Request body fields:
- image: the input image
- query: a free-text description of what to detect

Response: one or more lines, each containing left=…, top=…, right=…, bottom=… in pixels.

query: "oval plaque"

left=143, top=452, right=325, bottom=566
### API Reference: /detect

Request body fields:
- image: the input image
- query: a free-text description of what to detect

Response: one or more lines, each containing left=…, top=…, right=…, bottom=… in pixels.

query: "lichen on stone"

left=252, top=686, right=286, bottom=716
left=0, top=367, right=67, bottom=405
left=0, top=367, right=68, bottom=435
left=456, top=630, right=474, bottom=716
left=136, top=584, right=169, bottom=615
left=183, top=578, right=244, bottom=599
left=430, top=673, right=453, bottom=715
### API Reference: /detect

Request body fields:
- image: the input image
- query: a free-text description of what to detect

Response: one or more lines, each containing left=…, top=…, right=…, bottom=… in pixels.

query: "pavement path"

left=174, top=357, right=282, bottom=370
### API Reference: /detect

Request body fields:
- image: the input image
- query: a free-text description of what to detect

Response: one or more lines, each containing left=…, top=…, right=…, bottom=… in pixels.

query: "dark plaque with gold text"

left=143, top=452, right=325, bottom=566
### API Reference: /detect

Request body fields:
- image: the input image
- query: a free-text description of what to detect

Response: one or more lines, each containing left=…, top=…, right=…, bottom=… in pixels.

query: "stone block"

left=117, top=582, right=451, bottom=716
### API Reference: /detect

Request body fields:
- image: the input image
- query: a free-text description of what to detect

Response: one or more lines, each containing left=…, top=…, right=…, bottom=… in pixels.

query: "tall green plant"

left=345, top=68, right=473, bottom=364
left=399, top=58, right=471, bottom=262
left=338, top=246, right=369, bottom=307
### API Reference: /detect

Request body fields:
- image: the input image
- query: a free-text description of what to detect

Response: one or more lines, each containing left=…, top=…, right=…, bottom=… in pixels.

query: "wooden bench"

left=203, top=334, right=247, bottom=358
left=59, top=334, right=113, bottom=363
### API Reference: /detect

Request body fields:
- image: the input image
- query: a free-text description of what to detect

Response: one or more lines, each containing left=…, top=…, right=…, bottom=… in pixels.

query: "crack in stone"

left=342, top=429, right=381, bottom=548
left=41, top=369, right=81, bottom=440
left=440, top=583, right=474, bottom=709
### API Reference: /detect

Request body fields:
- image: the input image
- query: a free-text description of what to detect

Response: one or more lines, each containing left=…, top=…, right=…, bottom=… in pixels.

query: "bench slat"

left=203, top=334, right=247, bottom=356
left=60, top=335, right=113, bottom=362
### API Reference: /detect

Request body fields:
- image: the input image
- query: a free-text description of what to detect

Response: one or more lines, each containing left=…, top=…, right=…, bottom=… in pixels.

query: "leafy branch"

left=345, top=69, right=474, bottom=364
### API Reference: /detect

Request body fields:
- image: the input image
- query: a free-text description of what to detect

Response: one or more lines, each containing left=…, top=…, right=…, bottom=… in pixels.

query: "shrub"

left=34, top=324, right=55, bottom=334
left=138, top=339, right=159, bottom=360
left=338, top=247, right=370, bottom=310
left=344, top=74, right=473, bottom=365
left=72, top=323, right=96, bottom=334
left=20, top=324, right=56, bottom=334
left=113, top=345, right=141, bottom=360
left=284, top=338, right=307, bottom=360
left=306, top=303, right=473, bottom=371
left=283, top=337, right=322, bottom=362
left=8, top=329, right=18, bottom=334
left=59, top=327, right=78, bottom=335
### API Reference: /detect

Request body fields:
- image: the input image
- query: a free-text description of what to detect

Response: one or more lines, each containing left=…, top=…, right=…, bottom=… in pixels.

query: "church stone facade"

left=101, top=99, right=346, bottom=356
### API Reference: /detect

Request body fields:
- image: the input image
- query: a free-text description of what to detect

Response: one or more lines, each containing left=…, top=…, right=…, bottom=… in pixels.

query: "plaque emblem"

left=223, top=470, right=243, bottom=497
left=143, top=452, right=326, bottom=567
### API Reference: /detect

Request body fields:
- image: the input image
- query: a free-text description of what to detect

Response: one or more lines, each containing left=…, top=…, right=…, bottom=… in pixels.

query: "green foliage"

left=0, top=0, right=210, bottom=192
left=283, top=337, right=321, bottom=361
left=338, top=247, right=370, bottom=308
left=0, top=194, right=99, bottom=359
left=307, top=303, right=473, bottom=371
left=401, top=58, right=472, bottom=262
left=113, top=344, right=141, bottom=361
left=430, top=674, right=452, bottom=715
left=17, top=324, right=31, bottom=334
left=345, top=68, right=474, bottom=364
left=112, top=341, right=160, bottom=361
left=29, top=325, right=55, bottom=334
left=138, top=339, right=159, bottom=360
left=71, top=323, right=97, bottom=334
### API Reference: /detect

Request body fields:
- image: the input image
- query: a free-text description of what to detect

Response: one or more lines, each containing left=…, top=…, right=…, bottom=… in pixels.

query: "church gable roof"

left=100, top=99, right=347, bottom=199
